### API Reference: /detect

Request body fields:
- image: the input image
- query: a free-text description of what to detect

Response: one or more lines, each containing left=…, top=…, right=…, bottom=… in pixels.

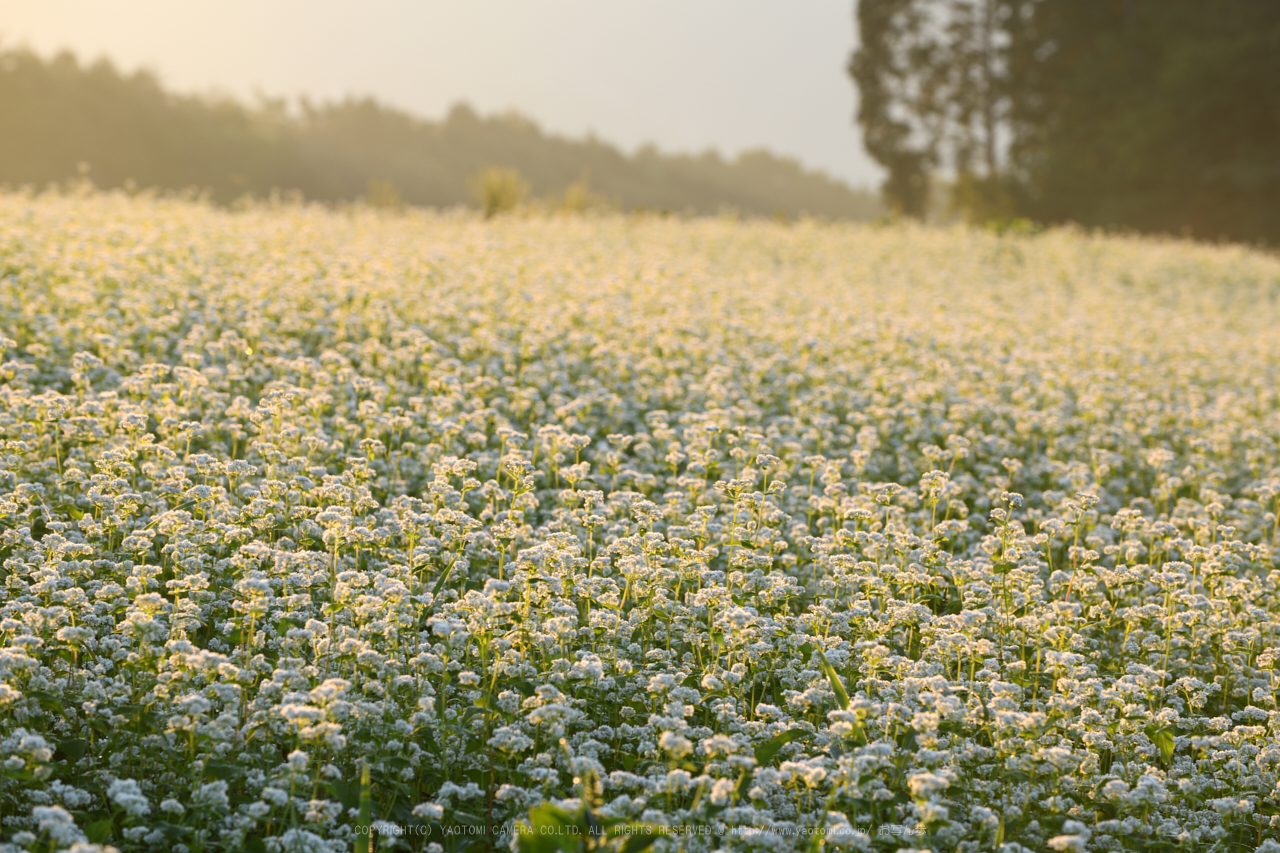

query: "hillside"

left=0, top=48, right=880, bottom=218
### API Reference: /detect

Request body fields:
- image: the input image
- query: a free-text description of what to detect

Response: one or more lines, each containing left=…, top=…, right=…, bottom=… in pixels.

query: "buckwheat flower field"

left=2, top=191, right=1280, bottom=853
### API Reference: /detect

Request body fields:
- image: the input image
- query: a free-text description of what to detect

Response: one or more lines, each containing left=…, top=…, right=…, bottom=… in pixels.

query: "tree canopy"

left=0, top=47, right=880, bottom=220
left=852, top=0, right=1280, bottom=244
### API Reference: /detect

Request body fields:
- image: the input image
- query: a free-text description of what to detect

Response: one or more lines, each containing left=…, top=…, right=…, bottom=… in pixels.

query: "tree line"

left=0, top=47, right=881, bottom=220
left=851, top=0, right=1280, bottom=244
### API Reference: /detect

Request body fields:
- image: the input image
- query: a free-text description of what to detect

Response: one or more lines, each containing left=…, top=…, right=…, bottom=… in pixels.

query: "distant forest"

left=0, top=48, right=881, bottom=219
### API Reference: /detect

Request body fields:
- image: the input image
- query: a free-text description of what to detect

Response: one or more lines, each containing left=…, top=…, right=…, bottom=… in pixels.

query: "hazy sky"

left=0, top=0, right=882, bottom=189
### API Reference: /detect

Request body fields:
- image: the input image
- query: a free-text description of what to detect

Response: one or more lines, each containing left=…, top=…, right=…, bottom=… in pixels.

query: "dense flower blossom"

left=0, top=190, right=1278, bottom=851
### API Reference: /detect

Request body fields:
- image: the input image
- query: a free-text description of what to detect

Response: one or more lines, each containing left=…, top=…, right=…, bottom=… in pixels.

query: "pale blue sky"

left=0, top=0, right=882, bottom=188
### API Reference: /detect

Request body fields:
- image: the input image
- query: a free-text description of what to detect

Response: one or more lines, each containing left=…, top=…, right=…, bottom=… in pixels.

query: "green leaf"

left=326, top=780, right=361, bottom=811
left=754, top=728, right=810, bottom=766
left=514, top=826, right=563, bottom=853
left=203, top=761, right=242, bottom=780
left=244, top=837, right=267, bottom=853
left=1145, top=725, right=1176, bottom=766
left=430, top=558, right=459, bottom=599
left=527, top=804, right=572, bottom=827
left=86, top=817, right=114, bottom=844
left=461, top=705, right=489, bottom=725
left=521, top=804, right=579, bottom=853
left=897, top=727, right=920, bottom=754
left=814, top=649, right=850, bottom=710
left=28, top=689, right=64, bottom=714
left=620, top=829, right=662, bottom=853
left=733, top=765, right=752, bottom=801
left=54, top=737, right=88, bottom=763
left=355, top=764, right=372, bottom=853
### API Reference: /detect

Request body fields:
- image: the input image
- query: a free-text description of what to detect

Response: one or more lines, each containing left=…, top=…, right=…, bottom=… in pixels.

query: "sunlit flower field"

left=2, top=190, right=1280, bottom=853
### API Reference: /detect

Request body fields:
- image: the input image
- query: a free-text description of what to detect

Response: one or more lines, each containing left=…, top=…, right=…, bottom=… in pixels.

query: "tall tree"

left=1010, top=0, right=1280, bottom=243
left=849, top=0, right=933, bottom=218
left=851, top=0, right=1280, bottom=243
left=850, top=0, right=1013, bottom=219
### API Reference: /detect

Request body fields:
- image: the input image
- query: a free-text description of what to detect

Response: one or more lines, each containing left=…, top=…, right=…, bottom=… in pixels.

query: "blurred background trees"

left=852, top=0, right=1280, bottom=243
left=469, top=166, right=529, bottom=219
left=0, top=47, right=880, bottom=220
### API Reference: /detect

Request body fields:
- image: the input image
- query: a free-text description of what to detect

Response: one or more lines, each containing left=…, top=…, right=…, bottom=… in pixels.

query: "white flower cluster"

left=1, top=189, right=1279, bottom=852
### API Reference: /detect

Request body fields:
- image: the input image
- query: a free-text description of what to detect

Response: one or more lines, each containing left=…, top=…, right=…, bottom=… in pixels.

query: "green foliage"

left=849, top=0, right=932, bottom=218
left=851, top=0, right=1280, bottom=244
left=0, top=48, right=881, bottom=220
left=551, top=171, right=610, bottom=215
left=752, top=729, right=812, bottom=767
left=981, top=215, right=1041, bottom=237
left=851, top=0, right=1009, bottom=220
left=1010, top=0, right=1280, bottom=244
left=814, top=648, right=851, bottom=710
left=470, top=166, right=530, bottom=219
left=950, top=170, right=1018, bottom=224
left=515, top=801, right=660, bottom=853
left=355, top=763, right=373, bottom=853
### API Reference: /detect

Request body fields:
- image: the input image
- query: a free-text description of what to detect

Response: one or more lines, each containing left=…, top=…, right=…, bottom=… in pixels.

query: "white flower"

left=412, top=802, right=444, bottom=820
left=708, top=778, right=736, bottom=806
left=488, top=726, right=534, bottom=756
left=907, top=771, right=949, bottom=799
left=286, top=750, right=309, bottom=772
left=658, top=731, right=693, bottom=759
left=33, top=805, right=87, bottom=845
left=107, top=778, right=151, bottom=818
left=308, top=678, right=351, bottom=703
left=261, top=787, right=289, bottom=806
left=265, top=827, right=333, bottom=853
left=701, top=734, right=739, bottom=756
left=647, top=673, right=678, bottom=694
left=436, top=782, right=484, bottom=804
left=193, top=779, right=229, bottom=811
